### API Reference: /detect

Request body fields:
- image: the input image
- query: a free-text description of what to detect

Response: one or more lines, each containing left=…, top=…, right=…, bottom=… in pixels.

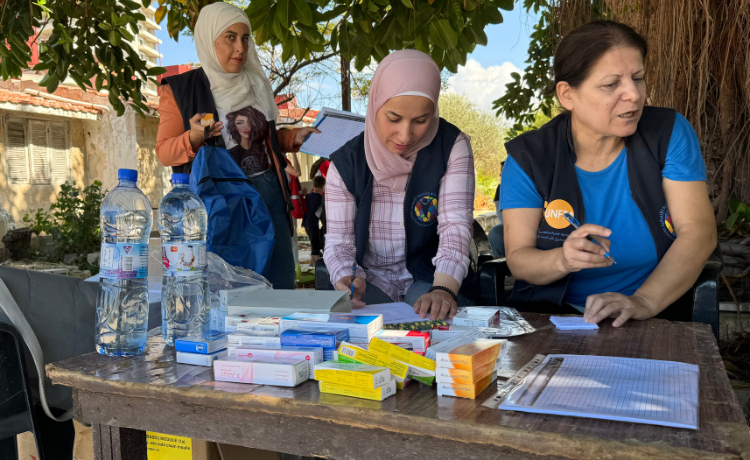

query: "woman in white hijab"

left=155, top=2, right=318, bottom=289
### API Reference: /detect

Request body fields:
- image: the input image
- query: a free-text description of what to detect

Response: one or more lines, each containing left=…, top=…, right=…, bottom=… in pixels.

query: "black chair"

left=0, top=321, right=45, bottom=460
left=315, top=220, right=500, bottom=306
left=479, top=245, right=724, bottom=339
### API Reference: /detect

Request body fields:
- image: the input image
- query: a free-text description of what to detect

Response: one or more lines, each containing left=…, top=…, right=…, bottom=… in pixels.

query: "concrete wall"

left=135, top=115, right=171, bottom=209
left=0, top=110, right=87, bottom=222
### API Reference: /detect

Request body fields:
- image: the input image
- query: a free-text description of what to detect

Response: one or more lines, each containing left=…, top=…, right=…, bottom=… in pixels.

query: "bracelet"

left=428, top=286, right=457, bottom=302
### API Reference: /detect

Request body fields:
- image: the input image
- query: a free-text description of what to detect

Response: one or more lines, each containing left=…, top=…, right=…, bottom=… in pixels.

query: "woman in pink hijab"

left=323, top=50, right=476, bottom=320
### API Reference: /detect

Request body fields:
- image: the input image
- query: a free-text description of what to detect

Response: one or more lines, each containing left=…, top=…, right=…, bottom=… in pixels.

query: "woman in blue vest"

left=155, top=2, right=318, bottom=289
left=501, top=20, right=716, bottom=327
left=324, top=50, right=476, bottom=320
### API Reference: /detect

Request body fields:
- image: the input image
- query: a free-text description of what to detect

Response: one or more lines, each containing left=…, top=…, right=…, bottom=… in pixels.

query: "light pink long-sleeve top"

left=323, top=133, right=476, bottom=301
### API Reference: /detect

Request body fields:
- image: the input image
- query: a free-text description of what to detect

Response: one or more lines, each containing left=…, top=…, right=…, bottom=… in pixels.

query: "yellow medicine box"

left=369, top=337, right=436, bottom=373
left=436, top=372, right=496, bottom=399
left=319, top=377, right=397, bottom=401
left=337, top=342, right=409, bottom=380
left=433, top=339, right=505, bottom=371
left=314, top=361, right=390, bottom=389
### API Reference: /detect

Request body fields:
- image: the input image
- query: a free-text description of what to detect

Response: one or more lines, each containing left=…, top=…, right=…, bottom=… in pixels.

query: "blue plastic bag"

left=189, top=145, right=275, bottom=275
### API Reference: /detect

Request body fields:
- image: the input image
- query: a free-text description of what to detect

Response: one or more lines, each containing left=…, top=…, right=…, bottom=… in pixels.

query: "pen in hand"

left=563, top=212, right=617, bottom=264
left=350, top=262, right=357, bottom=297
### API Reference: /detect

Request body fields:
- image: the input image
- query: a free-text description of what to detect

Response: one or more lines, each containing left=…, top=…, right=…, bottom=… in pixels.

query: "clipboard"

left=299, top=107, right=365, bottom=158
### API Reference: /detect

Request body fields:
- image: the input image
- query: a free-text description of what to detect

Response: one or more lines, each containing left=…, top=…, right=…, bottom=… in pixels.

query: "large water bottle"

left=159, top=173, right=210, bottom=345
left=96, top=169, right=152, bottom=356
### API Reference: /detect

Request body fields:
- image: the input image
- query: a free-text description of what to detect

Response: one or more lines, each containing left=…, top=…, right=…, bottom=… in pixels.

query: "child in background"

left=303, top=175, right=326, bottom=267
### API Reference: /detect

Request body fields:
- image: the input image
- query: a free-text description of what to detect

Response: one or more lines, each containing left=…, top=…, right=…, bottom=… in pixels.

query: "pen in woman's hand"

left=563, top=212, right=617, bottom=264
left=350, top=262, right=357, bottom=297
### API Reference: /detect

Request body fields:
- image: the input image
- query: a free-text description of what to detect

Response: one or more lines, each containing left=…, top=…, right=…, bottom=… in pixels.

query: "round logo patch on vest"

left=412, top=193, right=439, bottom=226
left=544, top=199, right=574, bottom=229
left=660, top=204, right=676, bottom=240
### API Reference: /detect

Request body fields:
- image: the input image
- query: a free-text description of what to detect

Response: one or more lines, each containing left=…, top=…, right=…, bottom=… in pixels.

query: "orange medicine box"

left=436, top=372, right=497, bottom=399
left=433, top=339, right=505, bottom=371
left=435, top=363, right=495, bottom=384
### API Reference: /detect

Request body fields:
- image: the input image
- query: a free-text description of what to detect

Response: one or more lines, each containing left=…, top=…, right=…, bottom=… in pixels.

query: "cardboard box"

left=319, top=376, right=397, bottom=401
left=177, top=349, right=228, bottom=366
left=436, top=372, right=497, bottom=399
left=425, top=329, right=489, bottom=361
left=214, top=357, right=308, bottom=386
left=174, top=331, right=228, bottom=354
left=279, top=313, right=383, bottom=339
left=433, top=339, right=506, bottom=371
left=373, top=330, right=430, bottom=353
left=452, top=307, right=501, bottom=328
left=314, top=361, right=390, bottom=389
left=232, top=346, right=323, bottom=377
left=435, top=364, right=495, bottom=384
left=337, top=342, right=409, bottom=380
left=227, top=331, right=281, bottom=349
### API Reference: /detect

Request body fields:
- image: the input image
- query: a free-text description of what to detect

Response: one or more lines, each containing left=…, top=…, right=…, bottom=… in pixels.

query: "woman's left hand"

left=293, top=127, right=322, bottom=147
left=414, top=289, right=457, bottom=321
left=583, top=293, right=656, bottom=327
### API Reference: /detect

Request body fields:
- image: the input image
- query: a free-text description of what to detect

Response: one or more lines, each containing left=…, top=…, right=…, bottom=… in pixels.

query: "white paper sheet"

left=498, top=355, right=699, bottom=429
left=299, top=107, right=365, bottom=159
left=355, top=302, right=425, bottom=325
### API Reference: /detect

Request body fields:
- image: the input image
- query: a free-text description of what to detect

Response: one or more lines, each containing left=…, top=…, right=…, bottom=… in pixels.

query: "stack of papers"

left=549, top=316, right=599, bottom=330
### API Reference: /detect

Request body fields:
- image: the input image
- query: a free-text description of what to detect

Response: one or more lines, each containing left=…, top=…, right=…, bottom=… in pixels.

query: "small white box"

left=227, top=331, right=281, bottom=349
left=213, top=357, right=308, bottom=386
left=235, top=316, right=281, bottom=334
left=431, top=327, right=488, bottom=345
left=232, top=346, right=323, bottom=378
left=451, top=307, right=501, bottom=328
left=425, top=329, right=488, bottom=361
left=176, top=349, right=228, bottom=366
left=279, top=313, right=383, bottom=339
left=373, top=330, right=430, bottom=353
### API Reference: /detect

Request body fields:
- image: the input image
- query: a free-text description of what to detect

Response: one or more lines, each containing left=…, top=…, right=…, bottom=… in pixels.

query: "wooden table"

left=47, top=314, right=750, bottom=460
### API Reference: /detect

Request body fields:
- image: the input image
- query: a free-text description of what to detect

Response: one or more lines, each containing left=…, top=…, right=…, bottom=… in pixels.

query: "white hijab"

left=194, top=2, right=279, bottom=121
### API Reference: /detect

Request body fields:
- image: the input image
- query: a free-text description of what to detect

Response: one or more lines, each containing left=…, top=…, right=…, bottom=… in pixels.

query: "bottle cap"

left=172, top=173, right=189, bottom=184
left=118, top=169, right=138, bottom=181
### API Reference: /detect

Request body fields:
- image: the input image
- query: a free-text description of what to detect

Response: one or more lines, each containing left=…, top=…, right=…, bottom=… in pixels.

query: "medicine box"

left=436, top=372, right=496, bottom=399
left=435, top=364, right=495, bottom=384
left=451, top=307, right=501, bottom=328
left=373, top=330, right=431, bottom=353
left=280, top=329, right=349, bottom=350
left=233, top=346, right=323, bottom=378
left=176, top=349, right=228, bottom=366
left=235, top=316, right=281, bottom=334
left=279, top=313, right=383, bottom=339
left=337, top=343, right=409, bottom=380
left=319, top=377, right=397, bottom=401
left=368, top=338, right=436, bottom=373
left=314, top=361, right=390, bottom=389
left=425, top=329, right=489, bottom=361
left=227, top=331, right=281, bottom=349
left=213, top=357, right=308, bottom=386
left=433, top=339, right=506, bottom=372
left=431, top=327, right=488, bottom=345
left=174, top=331, right=228, bottom=355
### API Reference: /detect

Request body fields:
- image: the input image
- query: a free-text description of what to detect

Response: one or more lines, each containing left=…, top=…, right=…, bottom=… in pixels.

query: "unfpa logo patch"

left=412, top=193, right=438, bottom=226
left=544, top=199, right=574, bottom=229
left=660, top=204, right=676, bottom=240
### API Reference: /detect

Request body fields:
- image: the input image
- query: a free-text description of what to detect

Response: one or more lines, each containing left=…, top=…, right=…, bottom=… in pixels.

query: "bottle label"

left=99, top=243, right=149, bottom=279
left=162, top=242, right=208, bottom=277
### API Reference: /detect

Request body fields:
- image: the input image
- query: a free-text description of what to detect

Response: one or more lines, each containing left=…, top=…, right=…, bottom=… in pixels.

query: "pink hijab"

left=365, top=50, right=441, bottom=193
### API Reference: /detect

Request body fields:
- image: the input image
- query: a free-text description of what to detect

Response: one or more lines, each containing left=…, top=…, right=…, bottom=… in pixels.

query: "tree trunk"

left=341, top=57, right=351, bottom=112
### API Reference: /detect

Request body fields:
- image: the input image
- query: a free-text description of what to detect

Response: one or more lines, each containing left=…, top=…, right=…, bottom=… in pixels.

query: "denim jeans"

left=251, top=169, right=295, bottom=289
left=362, top=278, right=475, bottom=307
left=488, top=224, right=505, bottom=258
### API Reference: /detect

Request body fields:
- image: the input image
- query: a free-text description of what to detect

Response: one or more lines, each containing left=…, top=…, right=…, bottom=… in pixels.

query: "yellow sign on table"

left=147, top=432, right=193, bottom=460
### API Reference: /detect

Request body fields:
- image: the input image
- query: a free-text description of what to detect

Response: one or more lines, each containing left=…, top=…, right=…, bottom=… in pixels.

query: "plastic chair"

left=0, top=321, right=45, bottom=460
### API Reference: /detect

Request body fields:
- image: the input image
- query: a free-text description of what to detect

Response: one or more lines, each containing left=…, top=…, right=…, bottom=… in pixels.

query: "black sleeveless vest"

left=331, top=119, right=477, bottom=295
left=504, top=106, right=677, bottom=306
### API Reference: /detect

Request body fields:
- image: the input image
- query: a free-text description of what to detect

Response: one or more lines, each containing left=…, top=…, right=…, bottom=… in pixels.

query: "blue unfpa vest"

left=331, top=119, right=475, bottom=289
left=504, top=106, right=678, bottom=306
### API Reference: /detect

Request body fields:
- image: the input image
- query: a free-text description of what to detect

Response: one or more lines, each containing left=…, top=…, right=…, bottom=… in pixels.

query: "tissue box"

left=213, top=357, right=308, bottom=386
left=279, top=313, right=383, bottom=339
left=314, top=361, right=390, bottom=389
left=174, top=331, right=228, bottom=355
left=320, top=377, right=397, bottom=401
left=176, top=349, right=228, bottom=366
left=232, top=346, right=323, bottom=378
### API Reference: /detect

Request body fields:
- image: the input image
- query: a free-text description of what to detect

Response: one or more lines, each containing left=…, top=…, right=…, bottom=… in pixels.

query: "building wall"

left=135, top=115, right=171, bottom=208
left=0, top=110, right=87, bottom=222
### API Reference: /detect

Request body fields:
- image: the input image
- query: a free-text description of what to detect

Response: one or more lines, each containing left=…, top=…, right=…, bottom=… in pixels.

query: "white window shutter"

left=5, top=119, right=29, bottom=184
left=29, top=120, right=50, bottom=185
left=48, top=122, right=69, bottom=185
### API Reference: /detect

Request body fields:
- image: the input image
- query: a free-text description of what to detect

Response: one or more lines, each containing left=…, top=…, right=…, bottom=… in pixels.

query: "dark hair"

left=313, top=175, right=326, bottom=188
left=549, top=20, right=648, bottom=94
left=225, top=107, right=262, bottom=145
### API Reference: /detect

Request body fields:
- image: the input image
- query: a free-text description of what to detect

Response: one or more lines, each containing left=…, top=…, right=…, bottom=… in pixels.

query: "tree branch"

left=272, top=52, right=336, bottom=96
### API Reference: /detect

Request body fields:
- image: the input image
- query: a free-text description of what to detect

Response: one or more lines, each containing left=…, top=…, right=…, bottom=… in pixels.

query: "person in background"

left=154, top=2, right=319, bottom=288
left=487, top=160, right=506, bottom=258
left=286, top=152, right=304, bottom=268
left=324, top=50, right=476, bottom=320
left=501, top=20, right=716, bottom=326
left=303, top=175, right=326, bottom=267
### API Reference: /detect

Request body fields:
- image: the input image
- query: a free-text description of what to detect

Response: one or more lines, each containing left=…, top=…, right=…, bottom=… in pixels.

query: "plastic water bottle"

left=159, top=173, right=210, bottom=345
left=96, top=169, right=153, bottom=356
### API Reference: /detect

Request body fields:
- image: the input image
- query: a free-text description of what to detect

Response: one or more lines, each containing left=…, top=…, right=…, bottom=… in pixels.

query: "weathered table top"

left=47, top=314, right=750, bottom=460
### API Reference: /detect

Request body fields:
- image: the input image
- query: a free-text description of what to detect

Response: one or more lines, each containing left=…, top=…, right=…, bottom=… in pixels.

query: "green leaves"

left=276, top=0, right=291, bottom=28
left=292, top=0, right=313, bottom=26
left=430, top=20, right=458, bottom=49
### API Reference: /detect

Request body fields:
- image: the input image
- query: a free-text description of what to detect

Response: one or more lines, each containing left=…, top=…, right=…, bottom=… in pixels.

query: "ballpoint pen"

left=563, top=212, right=617, bottom=264
left=350, top=262, right=357, bottom=297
